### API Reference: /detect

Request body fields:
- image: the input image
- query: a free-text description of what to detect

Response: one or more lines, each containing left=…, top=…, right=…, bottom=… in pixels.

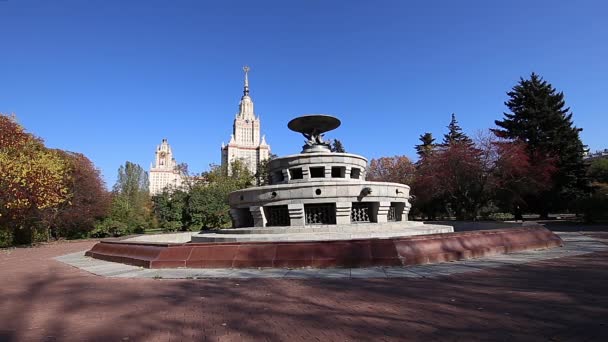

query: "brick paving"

left=1, top=234, right=608, bottom=341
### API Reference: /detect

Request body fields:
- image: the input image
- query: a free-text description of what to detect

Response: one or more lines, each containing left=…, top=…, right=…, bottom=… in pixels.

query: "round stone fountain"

left=191, top=114, right=453, bottom=242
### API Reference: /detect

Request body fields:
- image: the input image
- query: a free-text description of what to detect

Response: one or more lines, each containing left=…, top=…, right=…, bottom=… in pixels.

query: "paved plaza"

left=1, top=231, right=607, bottom=341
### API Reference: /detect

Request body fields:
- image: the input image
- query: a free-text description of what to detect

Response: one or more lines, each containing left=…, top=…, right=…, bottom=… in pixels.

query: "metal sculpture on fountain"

left=288, top=115, right=341, bottom=153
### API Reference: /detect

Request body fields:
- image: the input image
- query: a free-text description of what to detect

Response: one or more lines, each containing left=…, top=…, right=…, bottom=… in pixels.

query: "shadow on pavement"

left=1, top=240, right=607, bottom=341
left=427, top=220, right=608, bottom=233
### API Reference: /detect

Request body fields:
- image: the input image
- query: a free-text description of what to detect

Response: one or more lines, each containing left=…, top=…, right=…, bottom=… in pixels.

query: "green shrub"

left=31, top=224, right=50, bottom=243
left=161, top=221, right=182, bottom=233
left=90, top=218, right=129, bottom=238
left=575, top=186, right=608, bottom=223
left=186, top=224, right=202, bottom=232
left=0, top=228, right=12, bottom=248
left=478, top=203, right=500, bottom=220
left=127, top=215, right=148, bottom=234
left=64, top=229, right=90, bottom=240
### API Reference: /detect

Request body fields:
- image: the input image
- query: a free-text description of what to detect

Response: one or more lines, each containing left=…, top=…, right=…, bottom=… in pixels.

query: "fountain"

left=191, top=114, right=453, bottom=242
left=85, top=114, right=563, bottom=269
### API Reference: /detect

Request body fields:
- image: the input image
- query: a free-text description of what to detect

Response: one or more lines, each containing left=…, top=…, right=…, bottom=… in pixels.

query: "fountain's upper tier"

left=267, top=152, right=368, bottom=185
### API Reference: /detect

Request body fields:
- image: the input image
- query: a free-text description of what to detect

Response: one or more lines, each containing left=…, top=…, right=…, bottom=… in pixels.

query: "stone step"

left=215, top=221, right=431, bottom=235
left=191, top=225, right=453, bottom=242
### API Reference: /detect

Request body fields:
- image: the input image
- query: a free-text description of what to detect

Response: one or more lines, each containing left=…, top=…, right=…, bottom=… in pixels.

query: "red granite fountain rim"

left=108, top=226, right=552, bottom=248
left=86, top=226, right=563, bottom=269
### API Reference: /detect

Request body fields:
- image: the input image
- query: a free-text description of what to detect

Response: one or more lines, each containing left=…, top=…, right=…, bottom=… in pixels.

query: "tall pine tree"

left=443, top=113, right=473, bottom=146
left=415, top=132, right=436, bottom=160
left=330, top=139, right=346, bottom=153
left=493, top=72, right=588, bottom=216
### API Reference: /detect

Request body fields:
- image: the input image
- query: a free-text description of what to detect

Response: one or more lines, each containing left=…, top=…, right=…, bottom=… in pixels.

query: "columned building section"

left=221, top=66, right=270, bottom=176
left=149, top=138, right=184, bottom=195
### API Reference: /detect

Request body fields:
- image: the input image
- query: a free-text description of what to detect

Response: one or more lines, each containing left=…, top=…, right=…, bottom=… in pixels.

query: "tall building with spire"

left=149, top=138, right=184, bottom=195
left=221, top=66, right=270, bottom=176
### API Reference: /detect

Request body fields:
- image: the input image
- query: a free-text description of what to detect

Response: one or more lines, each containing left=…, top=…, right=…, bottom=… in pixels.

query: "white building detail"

left=221, top=66, right=270, bottom=175
left=149, top=138, right=184, bottom=195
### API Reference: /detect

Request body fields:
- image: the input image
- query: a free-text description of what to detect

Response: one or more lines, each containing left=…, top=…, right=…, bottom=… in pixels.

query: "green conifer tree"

left=330, top=139, right=346, bottom=153
left=493, top=72, right=588, bottom=216
left=415, top=132, right=436, bottom=160
left=443, top=113, right=473, bottom=146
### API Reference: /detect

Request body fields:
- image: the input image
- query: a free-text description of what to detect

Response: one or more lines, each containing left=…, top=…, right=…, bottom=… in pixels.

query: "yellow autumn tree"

left=367, top=155, right=416, bottom=185
left=0, top=113, right=71, bottom=244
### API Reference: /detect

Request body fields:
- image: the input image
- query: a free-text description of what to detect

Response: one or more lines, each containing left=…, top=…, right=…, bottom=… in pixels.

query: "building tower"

left=149, top=138, right=184, bottom=195
left=221, top=66, right=270, bottom=175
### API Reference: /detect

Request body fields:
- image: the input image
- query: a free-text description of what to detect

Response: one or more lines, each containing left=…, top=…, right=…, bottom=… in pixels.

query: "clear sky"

left=1, top=0, right=607, bottom=188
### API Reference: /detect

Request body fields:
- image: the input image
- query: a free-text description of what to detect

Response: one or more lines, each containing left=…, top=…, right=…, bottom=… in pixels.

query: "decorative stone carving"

left=304, top=204, right=336, bottom=225
left=351, top=203, right=371, bottom=223
left=387, top=206, right=396, bottom=221
left=265, top=205, right=290, bottom=227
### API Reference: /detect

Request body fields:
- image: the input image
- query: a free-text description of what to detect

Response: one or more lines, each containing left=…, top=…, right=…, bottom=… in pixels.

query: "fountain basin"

left=85, top=226, right=563, bottom=269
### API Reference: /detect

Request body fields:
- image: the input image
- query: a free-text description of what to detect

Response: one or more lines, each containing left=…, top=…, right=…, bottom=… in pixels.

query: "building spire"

left=243, top=65, right=250, bottom=96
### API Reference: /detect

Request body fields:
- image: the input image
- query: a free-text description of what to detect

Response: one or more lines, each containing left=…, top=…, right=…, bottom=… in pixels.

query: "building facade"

left=221, top=66, right=270, bottom=176
left=149, top=138, right=184, bottom=195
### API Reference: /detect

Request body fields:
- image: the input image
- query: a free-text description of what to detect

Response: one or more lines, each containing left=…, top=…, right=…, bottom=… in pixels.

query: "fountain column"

left=376, top=202, right=391, bottom=223
left=288, top=203, right=305, bottom=226
left=335, top=202, right=352, bottom=225
left=249, top=206, right=267, bottom=227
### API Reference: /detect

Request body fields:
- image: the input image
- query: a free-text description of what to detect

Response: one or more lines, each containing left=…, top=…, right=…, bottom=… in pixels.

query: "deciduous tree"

left=0, top=114, right=71, bottom=244
left=491, top=139, right=556, bottom=214
left=414, top=142, right=485, bottom=220
left=152, top=189, right=187, bottom=231
left=255, top=153, right=277, bottom=186
left=186, top=160, right=254, bottom=230
left=107, top=161, right=152, bottom=233
left=367, top=155, right=415, bottom=185
left=588, top=158, right=608, bottom=184
left=51, top=151, right=111, bottom=238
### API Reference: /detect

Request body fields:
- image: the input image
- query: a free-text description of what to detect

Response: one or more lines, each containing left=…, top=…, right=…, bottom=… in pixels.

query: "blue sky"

left=1, top=0, right=607, bottom=188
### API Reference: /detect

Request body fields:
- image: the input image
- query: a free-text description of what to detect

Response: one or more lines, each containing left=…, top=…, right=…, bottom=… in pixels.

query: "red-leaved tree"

left=49, top=151, right=111, bottom=238
left=413, top=142, right=486, bottom=220
left=413, top=130, right=556, bottom=220
left=492, top=140, right=556, bottom=213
